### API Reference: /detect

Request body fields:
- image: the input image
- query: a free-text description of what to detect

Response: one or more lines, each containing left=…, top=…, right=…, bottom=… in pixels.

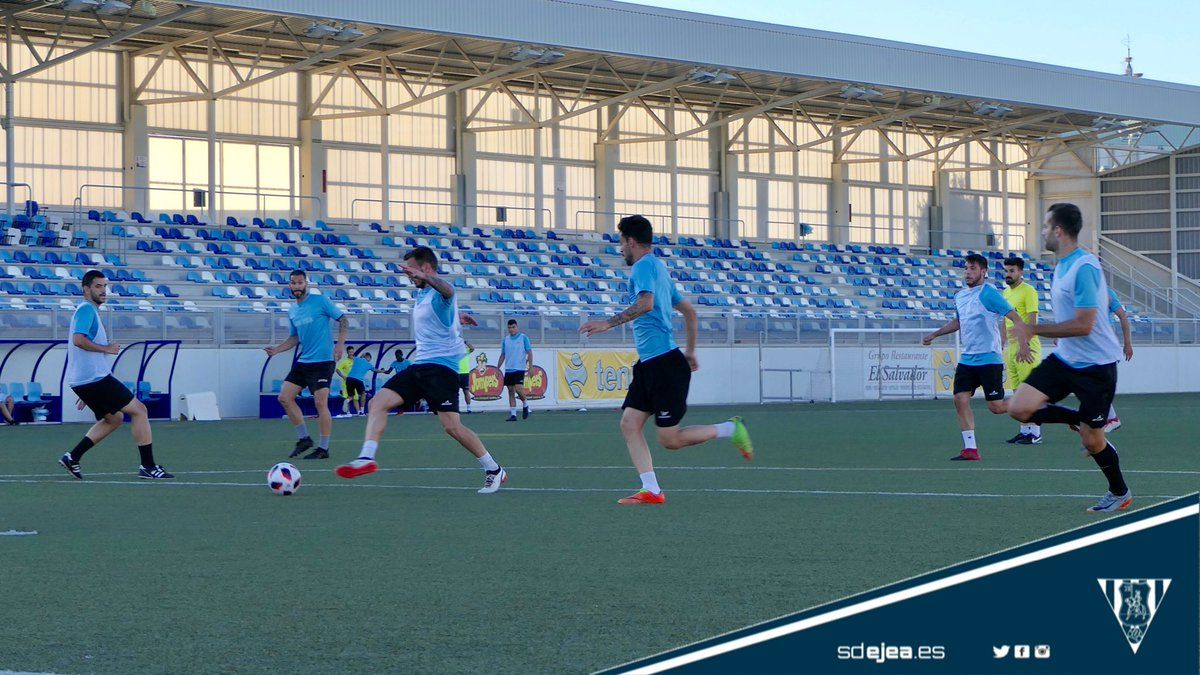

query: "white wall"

left=3, top=344, right=1196, bottom=421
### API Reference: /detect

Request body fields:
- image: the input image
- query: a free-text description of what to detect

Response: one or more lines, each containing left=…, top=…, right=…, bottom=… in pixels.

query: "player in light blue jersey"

left=1101, top=287, right=1134, bottom=432
left=1008, top=203, right=1132, bottom=513
left=57, top=270, right=173, bottom=480
left=497, top=319, right=533, bottom=421
left=265, top=269, right=348, bottom=460
left=336, top=247, right=506, bottom=494
left=580, top=215, right=754, bottom=506
left=923, top=253, right=1032, bottom=461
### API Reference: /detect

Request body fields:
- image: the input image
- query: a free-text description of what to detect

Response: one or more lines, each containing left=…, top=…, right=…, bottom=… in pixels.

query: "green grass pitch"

left=1, top=394, right=1197, bottom=673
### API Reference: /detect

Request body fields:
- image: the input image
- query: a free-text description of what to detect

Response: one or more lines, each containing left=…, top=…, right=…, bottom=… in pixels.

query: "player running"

left=1001, top=256, right=1044, bottom=445
left=497, top=319, right=532, bottom=421
left=580, top=215, right=753, bottom=505
left=264, top=270, right=348, bottom=460
left=923, top=253, right=1032, bottom=461
left=335, top=246, right=507, bottom=494
left=58, top=270, right=174, bottom=480
left=1007, top=203, right=1133, bottom=513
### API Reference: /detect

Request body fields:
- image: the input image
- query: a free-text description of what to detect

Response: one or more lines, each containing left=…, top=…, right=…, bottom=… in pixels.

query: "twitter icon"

left=993, top=645, right=1010, bottom=659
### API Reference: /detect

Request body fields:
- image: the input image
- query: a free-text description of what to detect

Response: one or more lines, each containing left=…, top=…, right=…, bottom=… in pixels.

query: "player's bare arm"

left=674, top=298, right=699, bottom=371
left=580, top=291, right=654, bottom=335
left=1031, top=307, right=1098, bottom=339
left=1115, top=307, right=1133, bottom=360
left=403, top=264, right=455, bottom=300
left=1002, top=310, right=1034, bottom=363
left=264, top=335, right=299, bottom=357
left=334, top=315, right=349, bottom=360
left=922, top=318, right=960, bottom=345
left=73, top=334, right=120, bottom=355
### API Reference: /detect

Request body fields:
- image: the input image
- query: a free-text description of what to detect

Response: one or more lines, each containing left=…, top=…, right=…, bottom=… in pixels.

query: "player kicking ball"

left=580, top=215, right=753, bottom=505
left=923, top=253, right=1032, bottom=461
left=1007, top=203, right=1132, bottom=513
left=335, top=247, right=506, bottom=494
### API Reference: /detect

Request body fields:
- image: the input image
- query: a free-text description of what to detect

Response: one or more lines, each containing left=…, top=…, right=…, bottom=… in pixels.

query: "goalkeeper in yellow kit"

left=1001, top=256, right=1043, bottom=444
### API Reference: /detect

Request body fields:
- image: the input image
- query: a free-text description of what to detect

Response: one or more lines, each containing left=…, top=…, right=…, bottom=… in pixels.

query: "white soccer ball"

left=267, top=462, right=302, bottom=496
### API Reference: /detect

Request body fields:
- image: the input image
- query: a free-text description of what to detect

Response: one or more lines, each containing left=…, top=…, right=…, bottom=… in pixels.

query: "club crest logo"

left=563, top=352, right=588, bottom=398
left=1098, top=578, right=1171, bottom=653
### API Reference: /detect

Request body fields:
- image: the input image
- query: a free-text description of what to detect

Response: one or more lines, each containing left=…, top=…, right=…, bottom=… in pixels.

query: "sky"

left=626, top=0, right=1200, bottom=86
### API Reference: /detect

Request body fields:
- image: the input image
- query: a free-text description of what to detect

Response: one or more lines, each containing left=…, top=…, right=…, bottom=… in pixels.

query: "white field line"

left=0, top=465, right=1196, bottom=479
left=0, top=477, right=1184, bottom=500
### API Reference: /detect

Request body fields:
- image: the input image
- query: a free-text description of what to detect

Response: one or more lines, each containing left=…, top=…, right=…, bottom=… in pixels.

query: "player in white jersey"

left=923, top=253, right=1033, bottom=461
left=1007, top=203, right=1132, bottom=513
left=57, top=270, right=174, bottom=480
left=335, top=246, right=506, bottom=493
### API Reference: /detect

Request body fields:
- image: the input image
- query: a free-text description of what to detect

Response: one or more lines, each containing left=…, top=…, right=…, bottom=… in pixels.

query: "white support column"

left=380, top=62, right=390, bottom=229
left=931, top=168, right=951, bottom=250
left=830, top=129, right=850, bottom=245
left=532, top=93, right=544, bottom=230
left=1025, top=176, right=1041, bottom=256
left=592, top=104, right=618, bottom=233
left=206, top=48, right=217, bottom=225
left=712, top=116, right=733, bottom=240
left=122, top=104, right=150, bottom=216
left=5, top=27, right=14, bottom=217
left=297, top=71, right=325, bottom=223
left=450, top=91, right=476, bottom=230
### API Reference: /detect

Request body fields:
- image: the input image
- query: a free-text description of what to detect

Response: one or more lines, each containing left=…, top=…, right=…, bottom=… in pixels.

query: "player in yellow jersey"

left=1001, top=256, right=1043, bottom=444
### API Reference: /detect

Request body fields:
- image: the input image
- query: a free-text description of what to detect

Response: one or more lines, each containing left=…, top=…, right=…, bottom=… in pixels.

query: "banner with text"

left=864, top=347, right=935, bottom=397
left=556, top=350, right=638, bottom=401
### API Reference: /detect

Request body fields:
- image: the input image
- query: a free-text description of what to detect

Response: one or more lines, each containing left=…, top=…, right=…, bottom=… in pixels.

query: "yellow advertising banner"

left=932, top=349, right=958, bottom=394
left=556, top=350, right=639, bottom=401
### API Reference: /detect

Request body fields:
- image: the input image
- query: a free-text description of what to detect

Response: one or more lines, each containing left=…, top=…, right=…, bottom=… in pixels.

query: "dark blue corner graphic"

left=604, top=494, right=1199, bottom=675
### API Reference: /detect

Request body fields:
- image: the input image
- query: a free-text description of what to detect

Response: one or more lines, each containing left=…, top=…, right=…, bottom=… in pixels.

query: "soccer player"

left=497, top=320, right=532, bottom=421
left=922, top=253, right=1032, bottom=461
left=1104, top=288, right=1134, bottom=432
left=579, top=215, right=753, bottom=505
left=58, top=270, right=173, bottom=480
left=457, top=342, right=475, bottom=414
left=335, top=345, right=356, bottom=418
left=381, top=348, right=411, bottom=376
left=1007, top=203, right=1132, bottom=513
left=345, top=350, right=382, bottom=416
left=1001, top=256, right=1044, bottom=445
left=264, top=270, right=348, bottom=460
left=335, top=247, right=506, bottom=494
left=1, top=393, right=16, bottom=425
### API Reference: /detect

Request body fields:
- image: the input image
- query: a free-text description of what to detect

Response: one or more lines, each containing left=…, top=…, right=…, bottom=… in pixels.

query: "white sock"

left=962, top=430, right=977, bottom=449
left=510, top=407, right=517, bottom=416
left=1019, top=424, right=1032, bottom=435
left=359, top=440, right=378, bottom=461
left=478, top=452, right=499, bottom=472
left=1108, top=404, right=1117, bottom=419
left=318, top=435, right=330, bottom=450
left=639, top=471, right=661, bottom=494
left=1029, top=424, right=1041, bottom=438
left=295, top=423, right=309, bottom=440
left=714, top=421, right=736, bottom=439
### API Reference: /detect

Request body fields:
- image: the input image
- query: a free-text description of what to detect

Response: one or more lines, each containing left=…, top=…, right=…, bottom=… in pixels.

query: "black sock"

left=1091, top=443, right=1128, bottom=495
left=1029, top=405, right=1080, bottom=426
left=69, top=437, right=95, bottom=462
left=138, top=444, right=156, bottom=468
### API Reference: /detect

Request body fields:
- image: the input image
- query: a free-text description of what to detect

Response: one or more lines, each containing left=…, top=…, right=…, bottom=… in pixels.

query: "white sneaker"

left=1104, top=417, right=1121, bottom=433
left=1087, top=490, right=1132, bottom=513
left=478, top=467, right=506, bottom=494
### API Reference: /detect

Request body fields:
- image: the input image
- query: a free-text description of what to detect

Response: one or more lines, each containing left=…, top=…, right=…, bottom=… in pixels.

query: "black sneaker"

left=505, top=415, right=517, bottom=422
left=59, top=453, right=83, bottom=480
left=302, top=448, right=329, bottom=460
left=522, top=407, right=530, bottom=420
left=1005, top=433, right=1026, bottom=444
left=289, top=437, right=314, bottom=458
left=1015, top=434, right=1043, bottom=445
left=138, top=465, right=175, bottom=480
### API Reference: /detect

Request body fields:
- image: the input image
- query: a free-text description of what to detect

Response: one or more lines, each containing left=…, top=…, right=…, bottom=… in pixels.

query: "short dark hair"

left=507, top=319, right=517, bottom=327
left=964, top=253, right=989, bottom=269
left=289, top=269, right=306, bottom=279
left=403, top=246, right=439, bottom=268
left=82, top=269, right=105, bottom=287
left=617, top=215, right=653, bottom=245
left=1003, top=256, right=1024, bottom=270
left=395, top=349, right=404, bottom=358
left=1047, top=203, right=1083, bottom=238
left=346, top=345, right=355, bottom=354
left=360, top=352, right=371, bottom=360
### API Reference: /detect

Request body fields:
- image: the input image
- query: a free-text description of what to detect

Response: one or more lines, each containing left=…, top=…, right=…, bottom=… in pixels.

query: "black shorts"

left=623, top=349, right=691, bottom=428
left=1024, top=354, right=1118, bottom=429
left=458, top=373, right=470, bottom=389
left=953, top=363, right=1005, bottom=401
left=284, top=361, right=335, bottom=393
left=382, top=364, right=460, bottom=413
left=71, top=375, right=134, bottom=420
left=503, top=371, right=526, bottom=387
left=345, top=377, right=365, bottom=398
